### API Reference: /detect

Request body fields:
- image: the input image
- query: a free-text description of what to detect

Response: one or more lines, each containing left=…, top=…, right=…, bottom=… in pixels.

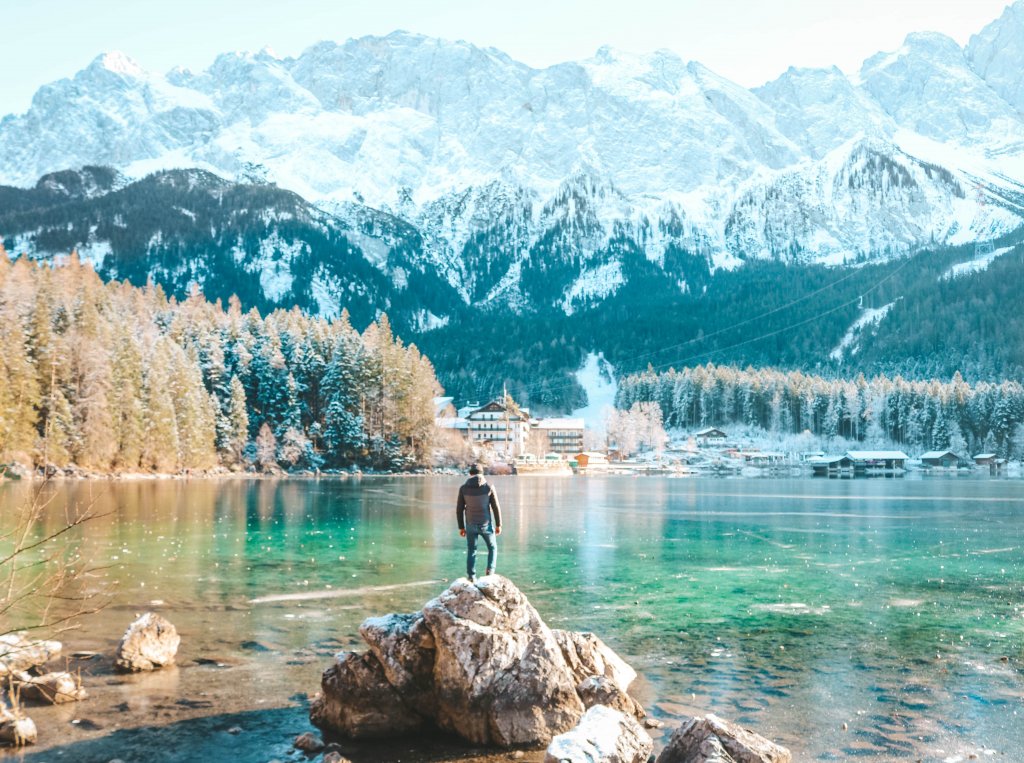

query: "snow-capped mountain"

left=3, top=3, right=1024, bottom=320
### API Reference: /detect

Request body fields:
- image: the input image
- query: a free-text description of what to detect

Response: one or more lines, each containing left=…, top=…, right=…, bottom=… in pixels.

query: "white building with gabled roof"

left=532, top=417, right=585, bottom=454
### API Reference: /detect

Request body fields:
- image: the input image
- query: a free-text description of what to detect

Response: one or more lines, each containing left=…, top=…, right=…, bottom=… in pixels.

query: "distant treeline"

left=617, top=363, right=1024, bottom=457
left=0, top=251, right=440, bottom=473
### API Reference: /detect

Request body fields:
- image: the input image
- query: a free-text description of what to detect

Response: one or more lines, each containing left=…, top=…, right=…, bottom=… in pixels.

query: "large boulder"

left=115, top=612, right=180, bottom=672
left=545, top=705, right=653, bottom=763
left=16, top=671, right=87, bottom=704
left=311, top=576, right=632, bottom=748
left=0, top=634, right=60, bottom=677
left=309, top=651, right=423, bottom=738
left=656, top=714, right=791, bottom=763
left=423, top=577, right=585, bottom=745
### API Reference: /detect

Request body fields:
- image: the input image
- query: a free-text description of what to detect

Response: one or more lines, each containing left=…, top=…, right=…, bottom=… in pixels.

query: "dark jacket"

left=457, top=475, right=501, bottom=530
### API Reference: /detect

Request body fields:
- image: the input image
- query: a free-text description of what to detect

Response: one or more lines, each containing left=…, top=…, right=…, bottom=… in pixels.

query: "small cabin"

left=846, top=450, right=908, bottom=471
left=574, top=451, right=609, bottom=470
left=695, top=427, right=727, bottom=444
left=974, top=453, right=1006, bottom=472
left=808, top=455, right=854, bottom=475
left=920, top=450, right=961, bottom=469
left=741, top=451, right=785, bottom=465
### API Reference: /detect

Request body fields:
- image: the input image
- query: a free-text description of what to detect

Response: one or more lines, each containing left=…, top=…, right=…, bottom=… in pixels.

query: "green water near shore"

left=3, top=475, right=1023, bottom=761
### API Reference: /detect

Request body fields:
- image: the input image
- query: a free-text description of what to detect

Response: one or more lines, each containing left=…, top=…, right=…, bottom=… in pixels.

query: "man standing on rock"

left=456, top=463, right=502, bottom=582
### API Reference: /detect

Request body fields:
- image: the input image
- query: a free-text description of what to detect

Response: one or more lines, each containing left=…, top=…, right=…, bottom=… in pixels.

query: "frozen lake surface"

left=3, top=475, right=1023, bottom=761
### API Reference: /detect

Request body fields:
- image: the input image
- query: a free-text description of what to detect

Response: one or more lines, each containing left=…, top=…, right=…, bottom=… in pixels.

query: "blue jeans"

left=465, top=522, right=496, bottom=577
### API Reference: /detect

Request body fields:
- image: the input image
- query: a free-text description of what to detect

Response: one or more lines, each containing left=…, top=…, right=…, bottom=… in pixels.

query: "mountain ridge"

left=3, top=5, right=1024, bottom=278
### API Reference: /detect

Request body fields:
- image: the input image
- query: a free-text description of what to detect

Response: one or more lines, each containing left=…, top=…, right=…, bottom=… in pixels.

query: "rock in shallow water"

left=115, top=612, right=180, bottom=672
left=16, top=671, right=88, bottom=704
left=0, top=634, right=61, bottom=677
left=576, top=675, right=645, bottom=719
left=655, top=714, right=791, bottom=763
left=292, top=731, right=324, bottom=752
left=310, top=576, right=626, bottom=747
left=0, top=707, right=36, bottom=746
left=545, top=705, right=653, bottom=763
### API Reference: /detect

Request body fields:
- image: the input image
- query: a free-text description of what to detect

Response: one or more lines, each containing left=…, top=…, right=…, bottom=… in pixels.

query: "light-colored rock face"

left=16, top=671, right=87, bottom=704
left=552, top=629, right=637, bottom=692
left=967, top=1, right=1024, bottom=115
left=544, top=705, right=653, bottom=763
left=858, top=32, right=1024, bottom=150
left=0, top=634, right=61, bottom=677
left=114, top=612, right=180, bottom=672
left=575, top=676, right=644, bottom=719
left=656, top=714, right=791, bottom=763
left=422, top=577, right=585, bottom=745
left=359, top=612, right=436, bottom=709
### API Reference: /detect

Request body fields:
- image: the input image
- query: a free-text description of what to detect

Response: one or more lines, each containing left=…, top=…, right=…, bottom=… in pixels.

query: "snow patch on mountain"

left=941, top=246, right=1014, bottom=280
left=311, top=270, right=342, bottom=319
left=77, top=239, right=111, bottom=271
left=572, top=352, right=618, bottom=431
left=562, top=260, right=625, bottom=315
left=830, top=302, right=896, bottom=361
left=254, top=233, right=306, bottom=302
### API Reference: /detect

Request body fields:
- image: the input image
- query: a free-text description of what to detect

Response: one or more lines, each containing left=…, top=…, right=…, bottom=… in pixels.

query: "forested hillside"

left=0, top=250, right=440, bottom=473
left=416, top=235, right=1024, bottom=411
left=617, top=363, right=1024, bottom=458
left=3, top=168, right=1024, bottom=414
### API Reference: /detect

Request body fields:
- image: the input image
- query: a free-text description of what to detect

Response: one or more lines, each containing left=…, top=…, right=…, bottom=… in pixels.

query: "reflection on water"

left=2, top=476, right=1023, bottom=761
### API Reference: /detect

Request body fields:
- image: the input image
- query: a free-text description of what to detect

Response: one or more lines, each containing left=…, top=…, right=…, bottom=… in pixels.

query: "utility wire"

left=483, top=250, right=917, bottom=405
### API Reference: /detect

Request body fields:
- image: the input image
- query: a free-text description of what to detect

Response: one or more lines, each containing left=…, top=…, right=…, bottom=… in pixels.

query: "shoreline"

left=0, top=467, right=466, bottom=483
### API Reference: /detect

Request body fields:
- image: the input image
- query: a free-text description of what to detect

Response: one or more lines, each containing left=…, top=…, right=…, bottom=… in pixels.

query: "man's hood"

left=465, top=474, right=487, bottom=487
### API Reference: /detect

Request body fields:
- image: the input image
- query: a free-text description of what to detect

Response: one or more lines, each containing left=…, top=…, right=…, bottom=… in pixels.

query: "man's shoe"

left=467, top=575, right=475, bottom=583
left=485, top=569, right=493, bottom=576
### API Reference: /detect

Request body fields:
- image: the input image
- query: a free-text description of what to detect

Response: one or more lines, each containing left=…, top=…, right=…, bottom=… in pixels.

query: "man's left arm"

left=490, top=488, right=502, bottom=534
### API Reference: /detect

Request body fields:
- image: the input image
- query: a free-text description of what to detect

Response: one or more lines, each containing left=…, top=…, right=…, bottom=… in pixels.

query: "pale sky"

left=0, top=0, right=1014, bottom=116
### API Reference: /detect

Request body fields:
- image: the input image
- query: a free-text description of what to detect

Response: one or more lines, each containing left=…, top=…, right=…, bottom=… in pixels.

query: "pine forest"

left=0, top=249, right=441, bottom=474
left=617, top=363, right=1024, bottom=458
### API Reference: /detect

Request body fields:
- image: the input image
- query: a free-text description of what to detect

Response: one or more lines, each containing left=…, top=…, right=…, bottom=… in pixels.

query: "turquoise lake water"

left=3, top=475, right=1023, bottom=761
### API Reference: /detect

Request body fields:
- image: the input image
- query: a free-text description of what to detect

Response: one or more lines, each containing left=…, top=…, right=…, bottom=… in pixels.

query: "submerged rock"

left=0, top=634, right=61, bottom=677
left=322, top=753, right=352, bottom=763
left=292, top=731, right=324, bottom=752
left=656, top=714, right=791, bottom=763
left=115, top=612, right=180, bottom=672
left=16, top=671, right=88, bottom=704
left=310, top=576, right=633, bottom=748
left=545, top=705, right=653, bottom=763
